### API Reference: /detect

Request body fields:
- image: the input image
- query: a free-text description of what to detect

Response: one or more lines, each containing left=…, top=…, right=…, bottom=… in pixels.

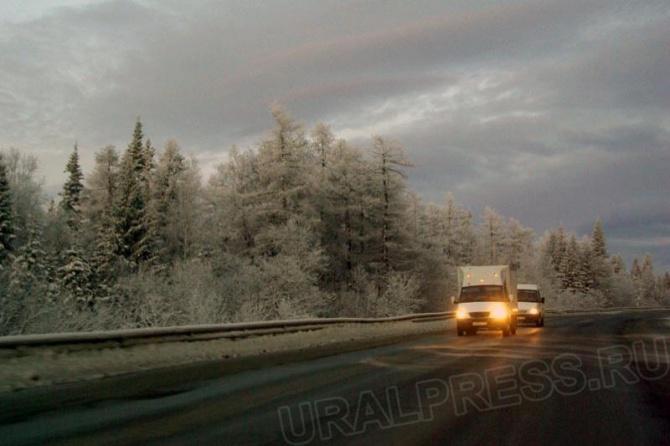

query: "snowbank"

left=0, top=319, right=453, bottom=392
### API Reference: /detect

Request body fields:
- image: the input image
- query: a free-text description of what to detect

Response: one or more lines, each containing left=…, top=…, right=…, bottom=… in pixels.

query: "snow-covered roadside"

left=0, top=319, right=453, bottom=392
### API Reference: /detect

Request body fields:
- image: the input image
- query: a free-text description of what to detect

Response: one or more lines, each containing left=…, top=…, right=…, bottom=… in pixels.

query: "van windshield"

left=459, top=286, right=507, bottom=302
left=518, top=290, right=541, bottom=302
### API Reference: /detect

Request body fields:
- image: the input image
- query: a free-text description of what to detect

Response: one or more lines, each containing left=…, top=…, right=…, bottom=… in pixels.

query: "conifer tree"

left=592, top=219, right=607, bottom=258
left=559, top=236, right=580, bottom=291
left=551, top=227, right=567, bottom=272
left=58, top=246, right=93, bottom=309
left=5, top=223, right=48, bottom=333
left=61, top=144, right=84, bottom=229
left=0, top=155, right=13, bottom=265
left=84, top=146, right=121, bottom=293
left=578, top=242, right=595, bottom=292
left=610, top=255, right=626, bottom=274
left=114, top=119, right=153, bottom=268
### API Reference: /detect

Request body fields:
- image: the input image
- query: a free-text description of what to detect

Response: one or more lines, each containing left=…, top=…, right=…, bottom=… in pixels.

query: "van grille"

left=469, top=311, right=490, bottom=318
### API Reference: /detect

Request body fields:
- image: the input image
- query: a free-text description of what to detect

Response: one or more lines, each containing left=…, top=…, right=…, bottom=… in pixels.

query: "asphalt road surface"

left=2, top=310, right=670, bottom=445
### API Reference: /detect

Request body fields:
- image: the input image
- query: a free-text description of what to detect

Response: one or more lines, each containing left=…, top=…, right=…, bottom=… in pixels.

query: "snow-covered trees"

left=152, top=140, right=202, bottom=264
left=592, top=219, right=607, bottom=257
left=256, top=106, right=312, bottom=225
left=638, top=255, right=659, bottom=304
left=84, top=146, right=119, bottom=219
left=1, top=108, right=668, bottom=335
left=368, top=137, right=414, bottom=294
left=480, top=207, right=506, bottom=264
left=0, top=155, right=13, bottom=266
left=2, top=149, right=44, bottom=247
left=3, top=224, right=49, bottom=334
left=115, top=119, right=154, bottom=268
left=61, top=144, right=84, bottom=229
left=58, top=247, right=94, bottom=309
left=533, top=221, right=669, bottom=309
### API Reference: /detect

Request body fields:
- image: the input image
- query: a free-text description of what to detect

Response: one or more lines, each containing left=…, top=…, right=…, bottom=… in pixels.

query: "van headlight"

left=456, top=308, right=469, bottom=319
left=529, top=307, right=539, bottom=315
left=490, top=306, right=508, bottom=319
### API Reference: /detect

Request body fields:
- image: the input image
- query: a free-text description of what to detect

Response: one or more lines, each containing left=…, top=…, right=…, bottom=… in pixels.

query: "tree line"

left=1, top=107, right=668, bottom=334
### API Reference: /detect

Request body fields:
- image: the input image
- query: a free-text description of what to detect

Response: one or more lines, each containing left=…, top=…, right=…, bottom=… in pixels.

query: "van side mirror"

left=450, top=296, right=457, bottom=305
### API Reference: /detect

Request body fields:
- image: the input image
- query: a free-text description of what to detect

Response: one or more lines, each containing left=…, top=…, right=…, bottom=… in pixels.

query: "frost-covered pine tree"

left=592, top=219, right=607, bottom=258
left=81, top=146, right=122, bottom=294
left=577, top=241, right=595, bottom=292
left=588, top=219, right=612, bottom=291
left=559, top=236, right=580, bottom=292
left=0, top=155, right=13, bottom=266
left=3, top=223, right=48, bottom=334
left=114, top=119, right=154, bottom=268
left=550, top=227, right=567, bottom=273
left=90, top=218, right=119, bottom=296
left=58, top=246, right=94, bottom=310
left=61, top=144, right=84, bottom=230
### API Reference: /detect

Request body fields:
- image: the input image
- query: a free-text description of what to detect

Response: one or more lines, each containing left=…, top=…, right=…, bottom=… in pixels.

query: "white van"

left=517, top=283, right=545, bottom=327
left=452, top=265, right=518, bottom=337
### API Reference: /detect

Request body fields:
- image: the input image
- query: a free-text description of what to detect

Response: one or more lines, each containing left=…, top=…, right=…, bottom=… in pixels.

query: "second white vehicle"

left=517, top=283, right=545, bottom=327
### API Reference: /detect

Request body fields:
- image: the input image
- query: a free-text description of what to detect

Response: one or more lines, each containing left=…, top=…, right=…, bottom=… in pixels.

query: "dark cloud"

left=1, top=0, right=668, bottom=269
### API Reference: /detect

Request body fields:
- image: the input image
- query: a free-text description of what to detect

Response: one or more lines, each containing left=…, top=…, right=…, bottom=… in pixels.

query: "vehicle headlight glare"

left=456, top=308, right=469, bottom=319
left=529, top=308, right=539, bottom=315
left=490, top=306, right=508, bottom=319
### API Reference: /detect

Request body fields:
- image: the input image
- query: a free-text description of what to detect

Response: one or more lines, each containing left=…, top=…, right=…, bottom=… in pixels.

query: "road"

left=2, top=310, right=670, bottom=445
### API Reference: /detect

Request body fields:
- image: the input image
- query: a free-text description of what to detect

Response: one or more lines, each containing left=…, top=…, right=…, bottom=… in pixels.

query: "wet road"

left=2, top=310, right=670, bottom=445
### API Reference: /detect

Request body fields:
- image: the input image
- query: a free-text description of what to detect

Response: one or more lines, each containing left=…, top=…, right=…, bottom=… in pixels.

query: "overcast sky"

left=1, top=0, right=669, bottom=270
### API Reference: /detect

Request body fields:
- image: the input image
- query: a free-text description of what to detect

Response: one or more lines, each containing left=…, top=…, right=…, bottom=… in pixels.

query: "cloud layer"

left=1, top=0, right=669, bottom=269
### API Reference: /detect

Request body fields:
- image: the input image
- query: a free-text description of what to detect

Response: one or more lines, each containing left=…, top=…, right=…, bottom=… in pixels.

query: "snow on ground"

left=0, top=319, right=454, bottom=392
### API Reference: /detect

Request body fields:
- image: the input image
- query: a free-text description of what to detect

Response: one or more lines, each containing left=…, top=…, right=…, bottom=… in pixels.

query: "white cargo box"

left=457, top=265, right=517, bottom=302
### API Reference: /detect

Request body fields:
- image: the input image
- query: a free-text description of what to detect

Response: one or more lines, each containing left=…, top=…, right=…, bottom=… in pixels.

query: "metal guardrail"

left=0, top=311, right=455, bottom=349
left=2, top=306, right=667, bottom=349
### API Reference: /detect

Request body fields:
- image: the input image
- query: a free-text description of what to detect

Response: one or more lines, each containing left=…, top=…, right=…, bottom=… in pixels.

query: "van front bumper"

left=457, top=318, right=509, bottom=331
left=517, top=313, right=540, bottom=324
